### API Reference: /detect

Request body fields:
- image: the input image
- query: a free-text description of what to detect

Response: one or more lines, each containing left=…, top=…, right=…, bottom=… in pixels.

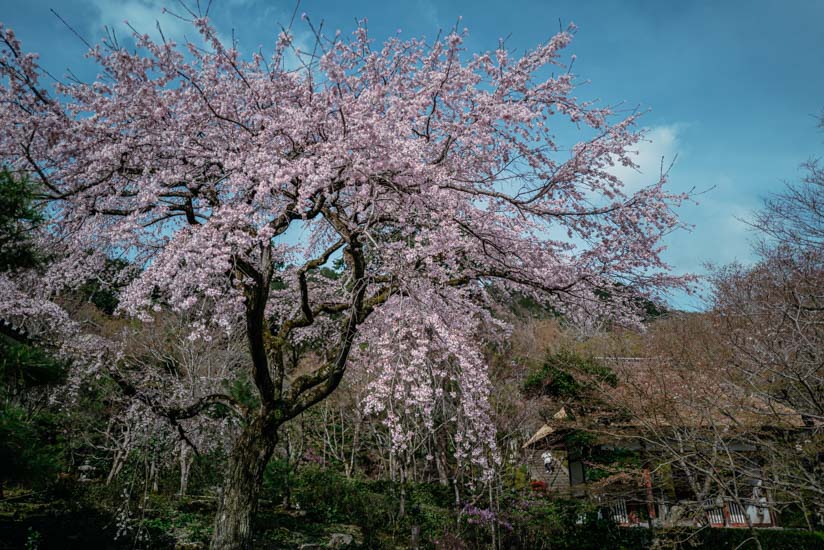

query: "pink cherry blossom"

left=0, top=16, right=690, bottom=541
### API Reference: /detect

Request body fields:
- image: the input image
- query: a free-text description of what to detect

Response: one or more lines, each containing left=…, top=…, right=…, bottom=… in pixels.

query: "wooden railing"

left=601, top=496, right=774, bottom=528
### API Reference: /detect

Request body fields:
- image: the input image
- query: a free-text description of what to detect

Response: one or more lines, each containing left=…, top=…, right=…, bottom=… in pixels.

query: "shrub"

left=667, top=527, right=824, bottom=550
left=522, top=351, right=618, bottom=401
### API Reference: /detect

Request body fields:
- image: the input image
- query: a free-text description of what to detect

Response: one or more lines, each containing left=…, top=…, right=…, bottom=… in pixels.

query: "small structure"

left=523, top=423, right=778, bottom=528
left=522, top=408, right=574, bottom=494
left=521, top=357, right=808, bottom=529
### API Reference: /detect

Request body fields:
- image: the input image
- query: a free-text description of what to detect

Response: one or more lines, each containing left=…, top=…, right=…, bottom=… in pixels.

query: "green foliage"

left=0, top=337, right=68, bottom=493
left=560, top=431, right=644, bottom=483
left=0, top=337, right=68, bottom=392
left=460, top=497, right=654, bottom=550
left=319, top=266, right=341, bottom=280
left=225, top=376, right=261, bottom=410
left=3, top=460, right=824, bottom=549
left=513, top=293, right=562, bottom=318
left=0, top=488, right=175, bottom=549
left=267, top=464, right=395, bottom=536
left=523, top=350, right=618, bottom=400
left=73, top=258, right=133, bottom=314
left=584, top=446, right=643, bottom=483
left=657, top=527, right=824, bottom=550
left=139, top=497, right=213, bottom=547
left=463, top=496, right=824, bottom=550
left=263, top=463, right=456, bottom=547
left=594, top=283, right=668, bottom=323
left=0, top=168, right=42, bottom=272
left=563, top=429, right=598, bottom=450
left=25, top=526, right=42, bottom=550
left=507, top=463, right=532, bottom=491
left=0, top=405, right=63, bottom=490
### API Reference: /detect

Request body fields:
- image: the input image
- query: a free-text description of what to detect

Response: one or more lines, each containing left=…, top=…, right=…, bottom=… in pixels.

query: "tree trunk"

left=435, top=451, right=449, bottom=487
left=210, top=412, right=279, bottom=550
left=178, top=443, right=193, bottom=497
left=150, top=457, right=159, bottom=493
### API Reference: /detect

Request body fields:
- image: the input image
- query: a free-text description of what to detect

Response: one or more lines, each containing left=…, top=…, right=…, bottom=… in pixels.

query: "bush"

left=493, top=499, right=651, bottom=550
left=262, top=463, right=458, bottom=547
left=522, top=351, right=618, bottom=401
left=667, top=527, right=824, bottom=549
left=0, top=406, right=63, bottom=493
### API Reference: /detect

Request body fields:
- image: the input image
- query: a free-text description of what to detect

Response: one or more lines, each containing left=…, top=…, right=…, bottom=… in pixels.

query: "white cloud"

left=609, top=124, right=683, bottom=194
left=85, top=0, right=194, bottom=44
left=85, top=0, right=246, bottom=50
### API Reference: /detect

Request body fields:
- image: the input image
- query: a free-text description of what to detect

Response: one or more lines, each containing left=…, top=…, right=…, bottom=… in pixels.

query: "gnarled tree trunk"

left=210, top=412, right=280, bottom=550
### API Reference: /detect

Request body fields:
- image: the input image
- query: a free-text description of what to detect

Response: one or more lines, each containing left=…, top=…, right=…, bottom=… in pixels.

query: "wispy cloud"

left=610, top=124, right=682, bottom=194
left=85, top=0, right=193, bottom=44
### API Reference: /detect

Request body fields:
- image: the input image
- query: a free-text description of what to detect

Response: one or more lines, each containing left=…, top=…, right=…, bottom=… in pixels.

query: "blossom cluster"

left=0, top=15, right=690, bottom=480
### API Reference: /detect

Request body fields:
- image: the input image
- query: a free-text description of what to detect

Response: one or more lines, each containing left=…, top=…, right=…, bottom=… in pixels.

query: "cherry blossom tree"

left=0, top=8, right=688, bottom=548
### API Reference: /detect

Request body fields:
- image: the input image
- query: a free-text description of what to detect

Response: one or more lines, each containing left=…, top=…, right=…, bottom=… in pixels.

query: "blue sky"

left=1, top=0, right=823, bottom=309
